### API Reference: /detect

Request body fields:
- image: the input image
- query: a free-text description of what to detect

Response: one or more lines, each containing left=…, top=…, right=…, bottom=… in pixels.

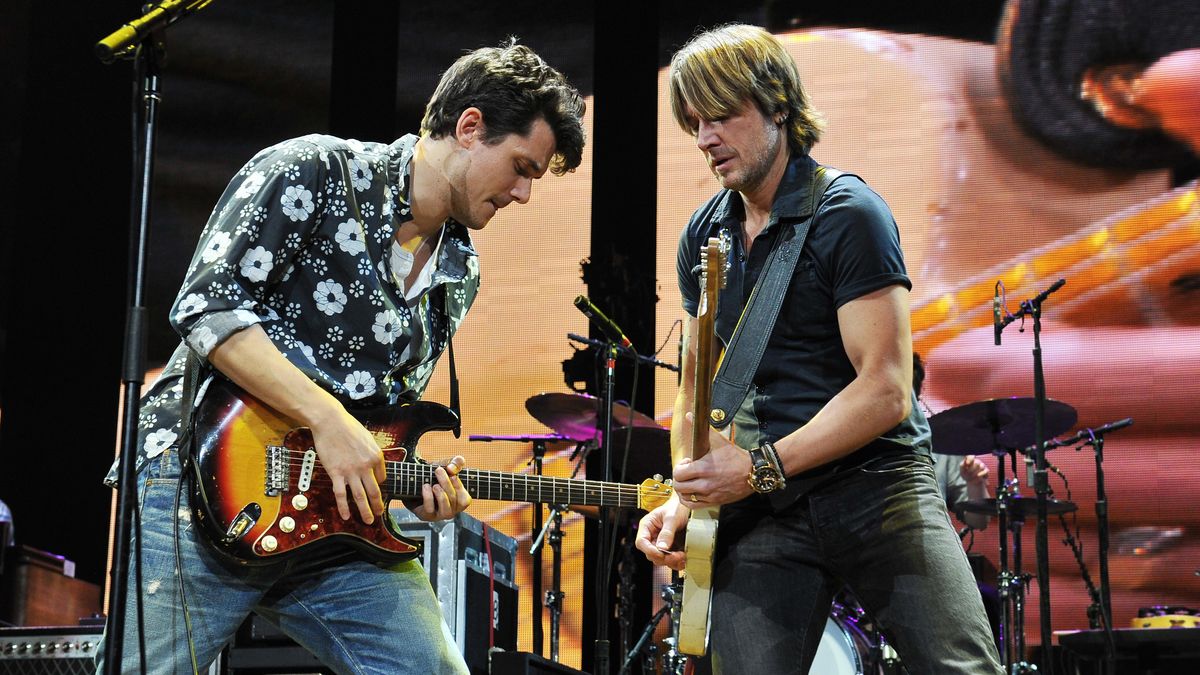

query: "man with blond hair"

left=636, top=24, right=1001, bottom=674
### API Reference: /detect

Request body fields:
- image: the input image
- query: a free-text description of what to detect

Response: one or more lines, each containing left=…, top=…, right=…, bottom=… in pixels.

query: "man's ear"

left=455, top=107, right=485, bottom=147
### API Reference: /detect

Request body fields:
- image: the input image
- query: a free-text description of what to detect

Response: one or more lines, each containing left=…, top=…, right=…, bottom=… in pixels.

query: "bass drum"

left=810, top=613, right=878, bottom=675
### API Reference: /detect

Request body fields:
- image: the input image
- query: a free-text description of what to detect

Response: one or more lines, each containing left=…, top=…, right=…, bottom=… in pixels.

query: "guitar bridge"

left=265, top=445, right=289, bottom=496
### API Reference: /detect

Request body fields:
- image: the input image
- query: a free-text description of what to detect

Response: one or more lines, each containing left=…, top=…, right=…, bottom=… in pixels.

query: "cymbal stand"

left=992, top=449, right=1036, bottom=674
left=531, top=502, right=566, bottom=662
left=528, top=436, right=590, bottom=662
left=616, top=576, right=691, bottom=675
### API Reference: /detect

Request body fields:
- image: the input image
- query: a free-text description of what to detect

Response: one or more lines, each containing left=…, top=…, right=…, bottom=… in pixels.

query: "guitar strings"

left=262, top=447, right=652, bottom=503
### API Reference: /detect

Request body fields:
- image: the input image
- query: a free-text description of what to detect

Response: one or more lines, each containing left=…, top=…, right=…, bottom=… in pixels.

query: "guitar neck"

left=386, top=462, right=644, bottom=508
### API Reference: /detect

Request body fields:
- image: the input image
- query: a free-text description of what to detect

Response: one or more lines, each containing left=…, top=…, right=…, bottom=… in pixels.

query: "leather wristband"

left=747, top=441, right=786, bottom=494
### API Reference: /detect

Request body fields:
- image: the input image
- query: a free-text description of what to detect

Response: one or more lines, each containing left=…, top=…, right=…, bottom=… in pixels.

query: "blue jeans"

left=97, top=448, right=468, bottom=674
left=708, top=453, right=1002, bottom=674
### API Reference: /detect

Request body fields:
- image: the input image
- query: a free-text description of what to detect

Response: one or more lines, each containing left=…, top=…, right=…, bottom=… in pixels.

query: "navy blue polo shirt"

left=677, top=154, right=931, bottom=502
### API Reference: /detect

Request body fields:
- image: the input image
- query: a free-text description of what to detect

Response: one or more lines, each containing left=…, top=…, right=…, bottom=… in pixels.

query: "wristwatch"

left=746, top=441, right=786, bottom=494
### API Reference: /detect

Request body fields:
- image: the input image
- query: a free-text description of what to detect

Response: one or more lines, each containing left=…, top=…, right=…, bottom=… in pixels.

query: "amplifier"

left=389, top=510, right=519, bottom=674
left=227, top=512, right=519, bottom=675
left=490, top=651, right=589, bottom=675
left=0, top=625, right=101, bottom=675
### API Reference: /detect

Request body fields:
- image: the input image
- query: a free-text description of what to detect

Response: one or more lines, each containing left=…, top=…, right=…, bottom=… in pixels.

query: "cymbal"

left=960, top=496, right=1078, bottom=518
left=929, top=397, right=1077, bottom=455
left=525, top=392, right=662, bottom=441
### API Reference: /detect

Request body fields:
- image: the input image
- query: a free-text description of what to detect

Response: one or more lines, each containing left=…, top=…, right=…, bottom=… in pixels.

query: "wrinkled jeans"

left=96, top=448, right=468, bottom=674
left=709, top=453, right=1003, bottom=675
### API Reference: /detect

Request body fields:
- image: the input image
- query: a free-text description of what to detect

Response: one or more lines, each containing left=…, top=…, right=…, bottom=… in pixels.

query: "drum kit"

left=929, top=395, right=1081, bottom=674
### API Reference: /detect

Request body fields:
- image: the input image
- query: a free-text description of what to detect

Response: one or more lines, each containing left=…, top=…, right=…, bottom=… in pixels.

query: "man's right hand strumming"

left=635, top=493, right=691, bottom=571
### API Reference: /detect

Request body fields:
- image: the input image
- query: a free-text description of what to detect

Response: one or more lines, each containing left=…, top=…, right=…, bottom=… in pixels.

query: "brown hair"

left=420, top=38, right=586, bottom=176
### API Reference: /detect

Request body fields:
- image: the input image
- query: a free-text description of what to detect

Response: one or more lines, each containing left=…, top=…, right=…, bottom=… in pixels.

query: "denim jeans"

left=708, top=453, right=1002, bottom=674
left=96, top=448, right=468, bottom=674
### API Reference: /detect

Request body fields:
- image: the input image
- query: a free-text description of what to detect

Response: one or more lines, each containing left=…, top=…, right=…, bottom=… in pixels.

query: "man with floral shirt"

left=101, top=40, right=584, bottom=674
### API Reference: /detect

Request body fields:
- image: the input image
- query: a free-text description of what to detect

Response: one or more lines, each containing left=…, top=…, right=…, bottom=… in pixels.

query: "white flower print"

left=314, top=280, right=347, bottom=315
left=328, top=199, right=348, bottom=217
left=200, top=232, right=232, bottom=264
left=143, top=428, right=178, bottom=457
left=187, top=324, right=218, bottom=355
left=318, top=239, right=334, bottom=256
left=234, top=171, right=266, bottom=199
left=348, top=280, right=365, bottom=297
left=360, top=202, right=375, bottom=219
left=335, top=220, right=367, bottom=255
left=318, top=343, right=335, bottom=359
left=344, top=371, right=377, bottom=400
left=281, top=185, right=315, bottom=222
left=174, top=293, right=208, bottom=323
left=296, top=341, right=316, bottom=364
left=233, top=308, right=260, bottom=325
left=348, top=335, right=365, bottom=351
left=372, top=310, right=402, bottom=344
left=326, top=326, right=344, bottom=342
left=348, top=158, right=373, bottom=192
left=357, top=259, right=373, bottom=276
left=239, top=246, right=274, bottom=282
left=285, top=302, right=302, bottom=319
left=284, top=164, right=301, bottom=180
left=338, top=352, right=354, bottom=368
left=285, top=232, right=303, bottom=250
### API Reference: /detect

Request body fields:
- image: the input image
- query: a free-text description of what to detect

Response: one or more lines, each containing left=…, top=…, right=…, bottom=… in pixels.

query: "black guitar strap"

left=443, top=285, right=462, bottom=438
left=707, top=165, right=849, bottom=429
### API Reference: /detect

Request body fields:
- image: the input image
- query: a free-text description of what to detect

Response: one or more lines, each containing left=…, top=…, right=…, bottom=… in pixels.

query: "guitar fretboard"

left=386, top=463, right=644, bottom=508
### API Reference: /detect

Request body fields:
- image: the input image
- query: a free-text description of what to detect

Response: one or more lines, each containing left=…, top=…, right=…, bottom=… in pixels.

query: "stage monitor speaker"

left=0, top=626, right=101, bottom=675
left=490, top=651, right=589, bottom=675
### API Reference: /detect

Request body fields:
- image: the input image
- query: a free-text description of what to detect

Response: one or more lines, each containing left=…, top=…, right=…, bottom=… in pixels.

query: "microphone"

left=574, top=295, right=633, bottom=350
left=993, top=282, right=1003, bottom=346
left=96, top=0, right=214, bottom=64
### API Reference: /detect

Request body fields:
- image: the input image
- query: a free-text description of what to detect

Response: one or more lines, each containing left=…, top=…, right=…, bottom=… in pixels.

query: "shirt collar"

left=707, top=153, right=819, bottom=234
left=384, top=134, right=478, bottom=284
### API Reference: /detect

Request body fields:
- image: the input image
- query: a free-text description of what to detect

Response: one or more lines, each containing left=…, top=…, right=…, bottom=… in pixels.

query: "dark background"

left=0, top=0, right=1007, bottom=663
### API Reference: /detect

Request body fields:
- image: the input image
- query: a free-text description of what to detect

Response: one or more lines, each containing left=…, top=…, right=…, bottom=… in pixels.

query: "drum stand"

left=618, top=576, right=686, bottom=675
left=992, top=449, right=1036, bottom=675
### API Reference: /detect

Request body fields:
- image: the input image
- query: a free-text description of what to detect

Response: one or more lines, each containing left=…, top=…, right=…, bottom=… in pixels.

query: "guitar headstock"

left=698, top=235, right=729, bottom=315
left=637, top=477, right=674, bottom=511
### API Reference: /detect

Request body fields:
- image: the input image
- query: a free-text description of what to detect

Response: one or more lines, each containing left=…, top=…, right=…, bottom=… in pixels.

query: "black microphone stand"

left=98, top=26, right=163, bottom=675
left=997, top=278, right=1065, bottom=673
left=593, top=341, right=618, bottom=675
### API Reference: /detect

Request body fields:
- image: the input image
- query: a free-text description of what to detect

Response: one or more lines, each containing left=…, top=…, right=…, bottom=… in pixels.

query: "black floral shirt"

left=106, top=133, right=479, bottom=486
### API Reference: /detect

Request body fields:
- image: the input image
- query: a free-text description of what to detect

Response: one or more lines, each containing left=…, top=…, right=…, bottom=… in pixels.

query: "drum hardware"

left=994, top=277, right=1070, bottom=675
left=468, top=432, right=589, bottom=661
left=929, top=393, right=1079, bottom=672
left=620, top=579, right=683, bottom=675
left=525, top=392, right=663, bottom=442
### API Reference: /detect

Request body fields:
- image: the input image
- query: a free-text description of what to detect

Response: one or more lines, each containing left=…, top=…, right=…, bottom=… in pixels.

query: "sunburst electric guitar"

left=189, top=377, right=673, bottom=564
left=677, top=235, right=728, bottom=656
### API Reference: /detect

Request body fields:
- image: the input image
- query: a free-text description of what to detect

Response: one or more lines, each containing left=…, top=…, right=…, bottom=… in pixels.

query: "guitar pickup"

left=223, top=503, right=262, bottom=543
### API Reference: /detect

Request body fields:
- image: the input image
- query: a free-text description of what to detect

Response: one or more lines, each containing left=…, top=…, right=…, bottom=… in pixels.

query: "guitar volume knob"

left=292, top=494, right=308, bottom=510
left=261, top=535, right=278, bottom=552
left=279, top=517, right=296, bottom=533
